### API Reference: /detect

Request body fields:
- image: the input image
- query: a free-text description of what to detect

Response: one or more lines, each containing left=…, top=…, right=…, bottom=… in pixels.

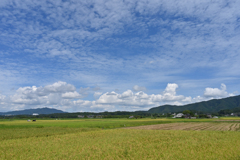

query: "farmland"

left=125, top=122, right=240, bottom=131
left=0, top=118, right=240, bottom=159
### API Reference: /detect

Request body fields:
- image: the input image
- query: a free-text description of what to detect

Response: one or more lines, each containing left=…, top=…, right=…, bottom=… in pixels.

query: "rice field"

left=1, top=118, right=240, bottom=159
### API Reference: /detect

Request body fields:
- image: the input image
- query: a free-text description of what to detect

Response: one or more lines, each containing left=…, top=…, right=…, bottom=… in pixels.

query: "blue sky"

left=0, top=0, right=240, bottom=112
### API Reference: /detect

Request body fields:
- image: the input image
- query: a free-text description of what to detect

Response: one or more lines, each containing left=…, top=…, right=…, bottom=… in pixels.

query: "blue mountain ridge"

left=0, top=107, right=66, bottom=115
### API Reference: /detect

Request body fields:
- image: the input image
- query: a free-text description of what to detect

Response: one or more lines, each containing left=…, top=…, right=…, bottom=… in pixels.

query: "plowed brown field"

left=125, top=122, right=240, bottom=131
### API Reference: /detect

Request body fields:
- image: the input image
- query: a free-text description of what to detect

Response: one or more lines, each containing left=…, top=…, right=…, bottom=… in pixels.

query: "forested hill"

left=148, top=95, right=240, bottom=113
left=0, top=107, right=66, bottom=115
left=1, top=95, right=240, bottom=116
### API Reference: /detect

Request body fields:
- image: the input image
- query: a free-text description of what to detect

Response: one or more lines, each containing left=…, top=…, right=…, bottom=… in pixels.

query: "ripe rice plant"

left=1, top=118, right=240, bottom=159
left=1, top=129, right=240, bottom=159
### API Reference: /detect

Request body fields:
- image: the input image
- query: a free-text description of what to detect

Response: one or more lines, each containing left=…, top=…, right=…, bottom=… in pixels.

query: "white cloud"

left=132, top=85, right=146, bottom=92
left=62, top=91, right=82, bottom=99
left=79, top=87, right=90, bottom=97
left=97, top=91, right=122, bottom=104
left=152, top=83, right=185, bottom=102
left=0, top=94, right=6, bottom=106
left=47, top=93, right=62, bottom=105
left=0, top=94, right=6, bottom=100
left=93, top=92, right=102, bottom=99
left=135, top=91, right=149, bottom=99
left=5, top=81, right=79, bottom=110
left=96, top=83, right=187, bottom=107
left=182, top=96, right=192, bottom=102
left=204, top=83, right=230, bottom=98
left=118, top=90, right=134, bottom=99
left=164, top=83, right=178, bottom=95
left=0, top=82, right=237, bottom=112
left=43, top=81, right=76, bottom=93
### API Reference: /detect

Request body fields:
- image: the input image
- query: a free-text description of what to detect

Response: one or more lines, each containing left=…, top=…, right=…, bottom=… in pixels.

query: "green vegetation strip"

left=0, top=127, right=99, bottom=141
left=1, top=119, right=173, bottom=129
left=0, top=118, right=217, bottom=128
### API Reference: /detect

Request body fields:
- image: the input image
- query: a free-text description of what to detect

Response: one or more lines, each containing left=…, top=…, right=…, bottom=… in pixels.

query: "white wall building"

left=174, top=113, right=184, bottom=118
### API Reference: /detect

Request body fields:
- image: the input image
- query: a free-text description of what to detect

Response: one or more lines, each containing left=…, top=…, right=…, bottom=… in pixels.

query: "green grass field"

left=0, top=118, right=240, bottom=159
left=0, top=118, right=222, bottom=129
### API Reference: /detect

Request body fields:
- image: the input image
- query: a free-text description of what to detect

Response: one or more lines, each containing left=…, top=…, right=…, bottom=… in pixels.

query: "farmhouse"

left=129, top=116, right=134, bottom=119
left=184, top=114, right=191, bottom=119
left=78, top=115, right=84, bottom=118
left=32, top=113, right=39, bottom=116
left=96, top=115, right=103, bottom=118
left=231, top=113, right=238, bottom=116
left=174, top=113, right=184, bottom=118
left=206, top=114, right=212, bottom=118
left=87, top=115, right=94, bottom=118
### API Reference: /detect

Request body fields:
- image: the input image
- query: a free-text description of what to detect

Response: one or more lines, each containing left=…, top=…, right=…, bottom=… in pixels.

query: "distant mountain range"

left=1, top=95, right=240, bottom=115
left=148, top=95, right=240, bottom=113
left=0, top=107, right=66, bottom=115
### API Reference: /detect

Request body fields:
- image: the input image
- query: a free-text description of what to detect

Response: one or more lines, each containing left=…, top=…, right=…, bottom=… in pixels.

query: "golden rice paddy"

left=0, top=118, right=240, bottom=159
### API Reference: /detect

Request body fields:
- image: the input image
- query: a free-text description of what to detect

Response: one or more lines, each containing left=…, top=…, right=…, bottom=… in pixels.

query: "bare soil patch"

left=124, top=123, right=240, bottom=131
left=215, top=120, right=240, bottom=121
